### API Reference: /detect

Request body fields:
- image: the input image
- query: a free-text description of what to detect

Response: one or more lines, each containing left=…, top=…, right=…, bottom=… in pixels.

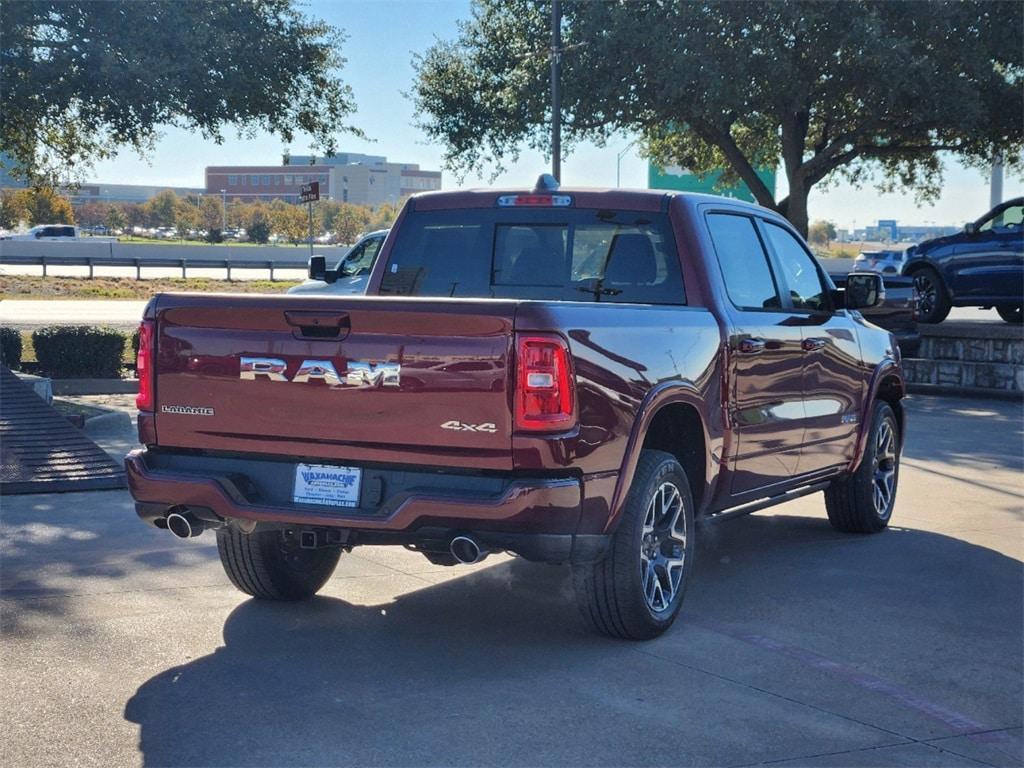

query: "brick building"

left=206, top=153, right=441, bottom=207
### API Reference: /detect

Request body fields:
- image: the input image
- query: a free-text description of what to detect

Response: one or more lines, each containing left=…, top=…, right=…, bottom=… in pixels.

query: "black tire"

left=910, top=267, right=951, bottom=324
left=216, top=527, right=342, bottom=600
left=573, top=449, right=696, bottom=640
left=825, top=402, right=900, bottom=533
left=996, top=304, right=1022, bottom=324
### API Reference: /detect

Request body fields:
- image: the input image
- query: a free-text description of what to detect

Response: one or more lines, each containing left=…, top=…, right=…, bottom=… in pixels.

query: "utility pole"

left=550, top=0, right=561, bottom=182
left=990, top=151, right=1004, bottom=209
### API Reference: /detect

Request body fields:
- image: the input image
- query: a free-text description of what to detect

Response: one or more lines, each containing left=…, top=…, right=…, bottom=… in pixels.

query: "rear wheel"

left=996, top=304, right=1022, bottom=324
left=825, top=402, right=900, bottom=533
left=911, top=267, right=951, bottom=324
left=573, top=450, right=695, bottom=640
left=216, top=527, right=342, bottom=600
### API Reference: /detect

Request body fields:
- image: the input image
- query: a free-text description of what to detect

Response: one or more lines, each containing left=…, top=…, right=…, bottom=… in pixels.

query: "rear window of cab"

left=379, top=208, right=686, bottom=305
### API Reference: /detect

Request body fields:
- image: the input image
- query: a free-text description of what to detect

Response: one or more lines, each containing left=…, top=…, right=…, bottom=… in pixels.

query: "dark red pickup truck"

left=126, top=178, right=905, bottom=639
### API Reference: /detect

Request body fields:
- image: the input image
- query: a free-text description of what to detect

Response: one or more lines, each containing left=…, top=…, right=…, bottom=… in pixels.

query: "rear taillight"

left=136, top=320, right=154, bottom=411
left=515, top=334, right=575, bottom=431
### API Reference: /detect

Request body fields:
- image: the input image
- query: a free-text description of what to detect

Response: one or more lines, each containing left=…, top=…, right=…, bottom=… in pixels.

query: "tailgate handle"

left=284, top=310, right=350, bottom=340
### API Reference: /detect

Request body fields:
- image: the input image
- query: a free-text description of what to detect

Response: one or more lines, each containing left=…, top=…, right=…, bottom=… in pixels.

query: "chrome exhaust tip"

left=166, top=511, right=204, bottom=539
left=450, top=535, right=488, bottom=565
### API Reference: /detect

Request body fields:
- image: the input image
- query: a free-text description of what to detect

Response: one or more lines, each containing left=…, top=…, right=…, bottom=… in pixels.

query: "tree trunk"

left=780, top=177, right=810, bottom=239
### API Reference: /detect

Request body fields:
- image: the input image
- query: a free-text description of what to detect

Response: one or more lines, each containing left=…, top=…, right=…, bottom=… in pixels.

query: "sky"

left=88, top=0, right=1021, bottom=231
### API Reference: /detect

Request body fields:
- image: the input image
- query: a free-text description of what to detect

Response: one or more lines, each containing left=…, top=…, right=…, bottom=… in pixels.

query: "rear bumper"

left=125, top=448, right=607, bottom=563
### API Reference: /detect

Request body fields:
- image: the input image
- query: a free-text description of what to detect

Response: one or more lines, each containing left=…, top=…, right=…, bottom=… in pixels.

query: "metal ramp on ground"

left=1, top=366, right=126, bottom=494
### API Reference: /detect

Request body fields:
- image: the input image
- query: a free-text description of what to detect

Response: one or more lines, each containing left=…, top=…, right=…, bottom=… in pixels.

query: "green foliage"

left=199, top=195, right=224, bottom=233
left=104, top=205, right=126, bottom=233
left=1, top=187, right=75, bottom=226
left=0, top=0, right=362, bottom=186
left=0, top=327, right=23, bottom=369
left=413, top=0, right=1023, bottom=235
left=246, top=208, right=272, bottom=244
left=146, top=190, right=179, bottom=228
left=0, top=189, right=30, bottom=229
left=271, top=201, right=309, bottom=245
left=31, top=326, right=127, bottom=378
left=808, top=220, right=838, bottom=246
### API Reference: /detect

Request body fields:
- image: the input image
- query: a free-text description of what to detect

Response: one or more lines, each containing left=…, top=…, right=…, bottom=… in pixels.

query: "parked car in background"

left=828, top=271, right=920, bottom=357
left=853, top=249, right=906, bottom=275
left=902, top=197, right=1023, bottom=324
left=287, top=229, right=389, bottom=296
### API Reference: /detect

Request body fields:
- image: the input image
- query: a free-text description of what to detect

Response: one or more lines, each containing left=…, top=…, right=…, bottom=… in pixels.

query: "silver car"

left=287, top=229, right=389, bottom=296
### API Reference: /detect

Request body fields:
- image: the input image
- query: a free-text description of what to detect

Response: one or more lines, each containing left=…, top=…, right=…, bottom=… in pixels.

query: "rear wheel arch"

left=608, top=388, right=718, bottom=533
left=641, top=403, right=708, bottom=513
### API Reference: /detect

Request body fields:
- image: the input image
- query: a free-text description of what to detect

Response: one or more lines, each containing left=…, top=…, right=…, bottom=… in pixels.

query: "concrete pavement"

left=1, top=395, right=1021, bottom=767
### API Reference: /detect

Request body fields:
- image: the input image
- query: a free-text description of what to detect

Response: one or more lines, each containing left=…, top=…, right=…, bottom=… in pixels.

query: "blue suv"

left=902, top=198, right=1023, bottom=324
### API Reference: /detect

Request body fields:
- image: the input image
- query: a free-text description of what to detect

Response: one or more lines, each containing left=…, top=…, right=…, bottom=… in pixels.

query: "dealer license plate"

left=293, top=463, right=362, bottom=508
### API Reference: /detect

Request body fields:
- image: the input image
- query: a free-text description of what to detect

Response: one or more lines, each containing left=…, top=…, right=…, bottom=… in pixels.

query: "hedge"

left=0, top=327, right=22, bottom=370
left=32, top=326, right=127, bottom=378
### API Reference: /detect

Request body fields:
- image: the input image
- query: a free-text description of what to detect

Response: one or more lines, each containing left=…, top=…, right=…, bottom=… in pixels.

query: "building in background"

left=67, top=182, right=203, bottom=203
left=648, top=163, right=776, bottom=203
left=206, top=153, right=442, bottom=207
left=852, top=221, right=962, bottom=243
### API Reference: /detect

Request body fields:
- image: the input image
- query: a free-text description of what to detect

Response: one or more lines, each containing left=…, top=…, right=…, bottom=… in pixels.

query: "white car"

left=0, top=224, right=115, bottom=241
left=287, top=229, right=389, bottom=296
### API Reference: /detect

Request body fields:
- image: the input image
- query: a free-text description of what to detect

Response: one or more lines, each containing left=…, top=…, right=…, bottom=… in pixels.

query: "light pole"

left=550, top=0, right=561, bottom=181
left=616, top=139, right=637, bottom=188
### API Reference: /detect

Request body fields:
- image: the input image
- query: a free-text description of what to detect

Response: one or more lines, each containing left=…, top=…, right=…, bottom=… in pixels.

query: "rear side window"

left=706, top=213, right=781, bottom=310
left=379, top=208, right=685, bottom=304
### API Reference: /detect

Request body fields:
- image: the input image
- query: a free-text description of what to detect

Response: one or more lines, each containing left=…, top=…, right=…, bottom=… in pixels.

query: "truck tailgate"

left=151, top=294, right=516, bottom=470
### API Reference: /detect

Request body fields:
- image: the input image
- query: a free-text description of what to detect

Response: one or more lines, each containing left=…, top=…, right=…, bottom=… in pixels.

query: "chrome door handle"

left=737, top=337, right=766, bottom=354
left=802, top=337, right=828, bottom=352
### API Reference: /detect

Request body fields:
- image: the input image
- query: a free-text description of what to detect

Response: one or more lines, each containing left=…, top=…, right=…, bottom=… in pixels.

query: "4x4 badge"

left=441, top=420, right=497, bottom=433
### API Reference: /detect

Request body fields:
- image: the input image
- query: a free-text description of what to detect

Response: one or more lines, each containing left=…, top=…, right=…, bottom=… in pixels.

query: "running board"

left=699, top=481, right=831, bottom=525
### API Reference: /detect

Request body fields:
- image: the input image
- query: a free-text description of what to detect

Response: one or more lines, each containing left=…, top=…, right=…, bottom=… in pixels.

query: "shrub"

left=0, top=327, right=22, bottom=369
left=32, top=326, right=127, bottom=378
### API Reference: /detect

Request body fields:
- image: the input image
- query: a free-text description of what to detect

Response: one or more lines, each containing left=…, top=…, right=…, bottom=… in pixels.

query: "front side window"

left=979, top=204, right=1024, bottom=232
left=706, top=213, right=780, bottom=310
left=379, top=208, right=684, bottom=304
left=762, top=223, right=828, bottom=312
left=340, top=236, right=383, bottom=276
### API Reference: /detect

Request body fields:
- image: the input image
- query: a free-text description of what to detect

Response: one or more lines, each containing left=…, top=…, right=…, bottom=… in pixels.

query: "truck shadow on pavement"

left=124, top=514, right=1022, bottom=767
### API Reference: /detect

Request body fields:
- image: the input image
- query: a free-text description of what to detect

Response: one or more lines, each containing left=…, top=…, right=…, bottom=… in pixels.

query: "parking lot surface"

left=1, top=395, right=1021, bottom=767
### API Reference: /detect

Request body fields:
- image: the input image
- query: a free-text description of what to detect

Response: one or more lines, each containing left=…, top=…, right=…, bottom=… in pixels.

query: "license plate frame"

left=293, top=463, right=362, bottom=508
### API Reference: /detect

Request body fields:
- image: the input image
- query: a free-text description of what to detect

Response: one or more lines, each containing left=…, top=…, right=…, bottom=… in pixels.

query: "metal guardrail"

left=0, top=254, right=307, bottom=280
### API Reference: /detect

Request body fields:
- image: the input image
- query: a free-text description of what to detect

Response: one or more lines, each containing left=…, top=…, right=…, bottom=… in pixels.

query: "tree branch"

left=693, top=120, right=778, bottom=209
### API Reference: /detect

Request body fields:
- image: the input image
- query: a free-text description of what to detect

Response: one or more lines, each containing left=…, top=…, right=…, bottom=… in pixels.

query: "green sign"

left=648, top=164, right=775, bottom=203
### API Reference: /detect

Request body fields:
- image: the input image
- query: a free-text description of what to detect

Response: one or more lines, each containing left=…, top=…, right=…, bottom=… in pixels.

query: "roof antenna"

left=534, top=173, right=560, bottom=193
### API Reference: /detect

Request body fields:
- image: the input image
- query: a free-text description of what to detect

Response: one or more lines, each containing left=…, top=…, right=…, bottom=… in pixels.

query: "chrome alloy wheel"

left=640, top=482, right=687, bottom=613
left=913, top=272, right=938, bottom=317
left=872, top=419, right=897, bottom=518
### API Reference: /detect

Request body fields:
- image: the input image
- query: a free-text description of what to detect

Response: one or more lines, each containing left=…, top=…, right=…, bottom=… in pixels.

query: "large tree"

left=1, top=0, right=360, bottom=186
left=413, top=0, right=1022, bottom=235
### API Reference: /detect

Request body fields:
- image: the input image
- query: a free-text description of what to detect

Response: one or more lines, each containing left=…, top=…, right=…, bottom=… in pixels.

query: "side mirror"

left=964, top=222, right=978, bottom=236
left=308, top=255, right=327, bottom=281
left=845, top=272, right=885, bottom=310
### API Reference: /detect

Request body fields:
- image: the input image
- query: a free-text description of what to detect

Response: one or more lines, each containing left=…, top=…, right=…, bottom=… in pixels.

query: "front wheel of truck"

left=824, top=402, right=900, bottom=533
left=216, top=528, right=342, bottom=600
left=573, top=450, right=696, bottom=640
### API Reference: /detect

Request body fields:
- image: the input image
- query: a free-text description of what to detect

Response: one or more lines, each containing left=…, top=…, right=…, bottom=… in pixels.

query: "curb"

left=51, top=378, right=138, bottom=396
left=906, top=383, right=1023, bottom=401
left=83, top=410, right=133, bottom=436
